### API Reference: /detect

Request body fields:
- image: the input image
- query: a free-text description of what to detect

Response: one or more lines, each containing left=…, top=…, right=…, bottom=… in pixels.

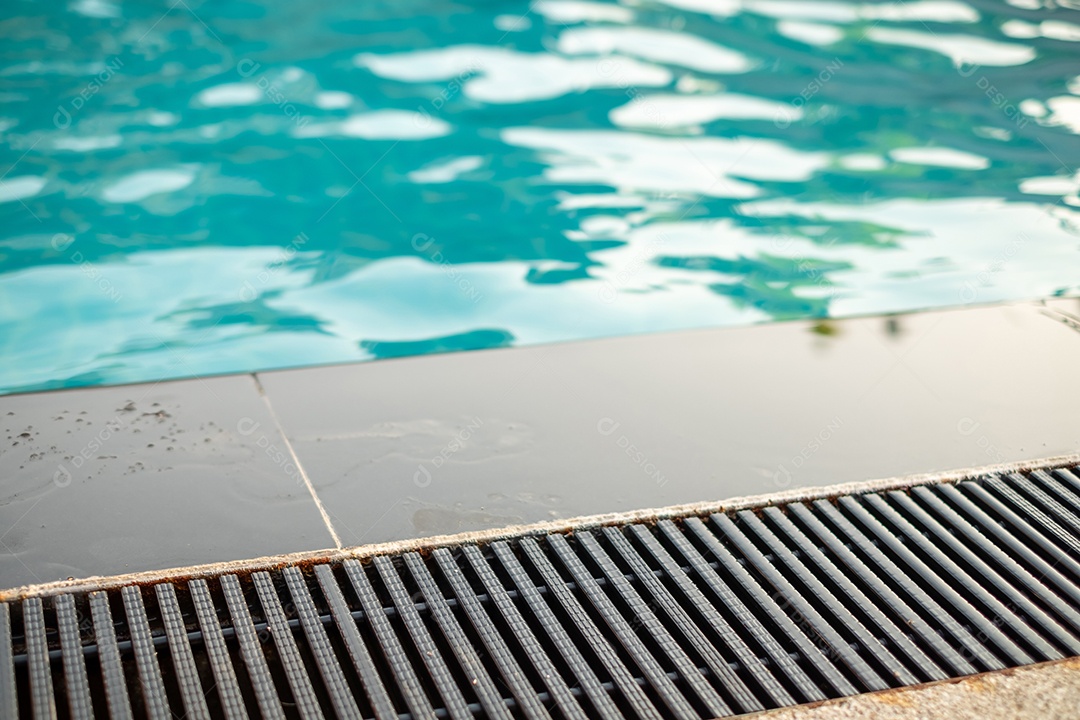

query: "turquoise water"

left=1, top=0, right=1079, bottom=394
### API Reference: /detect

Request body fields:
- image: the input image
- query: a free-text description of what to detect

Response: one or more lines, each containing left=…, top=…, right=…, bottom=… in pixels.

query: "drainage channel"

left=3, top=464, right=1080, bottom=719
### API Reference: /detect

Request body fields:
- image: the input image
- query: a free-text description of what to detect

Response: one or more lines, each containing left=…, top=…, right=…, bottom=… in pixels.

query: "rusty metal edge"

left=3, top=451, right=1079, bottom=601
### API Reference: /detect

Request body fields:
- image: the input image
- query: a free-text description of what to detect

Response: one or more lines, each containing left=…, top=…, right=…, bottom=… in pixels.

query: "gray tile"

left=0, top=375, right=334, bottom=589
left=259, top=302, right=1080, bottom=546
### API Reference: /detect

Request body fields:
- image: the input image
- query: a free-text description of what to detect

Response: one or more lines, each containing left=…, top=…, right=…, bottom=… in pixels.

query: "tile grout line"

left=250, top=373, right=343, bottom=549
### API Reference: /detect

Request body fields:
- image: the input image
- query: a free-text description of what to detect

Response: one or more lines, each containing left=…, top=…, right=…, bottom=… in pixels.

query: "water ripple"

left=0, top=0, right=1078, bottom=393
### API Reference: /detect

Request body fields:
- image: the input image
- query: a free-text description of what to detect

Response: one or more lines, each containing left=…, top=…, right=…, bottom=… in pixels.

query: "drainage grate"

left=4, top=465, right=1080, bottom=719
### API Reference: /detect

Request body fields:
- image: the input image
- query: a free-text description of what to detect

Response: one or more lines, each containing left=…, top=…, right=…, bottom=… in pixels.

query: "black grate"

left=4, top=465, right=1080, bottom=719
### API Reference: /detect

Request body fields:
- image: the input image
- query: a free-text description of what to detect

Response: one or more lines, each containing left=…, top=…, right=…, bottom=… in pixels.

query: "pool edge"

left=4, top=450, right=1078, bottom=601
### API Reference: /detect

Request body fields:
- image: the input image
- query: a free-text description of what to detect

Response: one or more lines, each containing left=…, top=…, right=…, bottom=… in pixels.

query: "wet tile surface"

left=260, top=301, right=1080, bottom=546
left=4, top=300, right=1079, bottom=587
left=0, top=375, right=334, bottom=589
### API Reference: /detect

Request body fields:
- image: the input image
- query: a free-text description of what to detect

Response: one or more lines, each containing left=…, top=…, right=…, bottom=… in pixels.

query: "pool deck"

left=753, top=656, right=1080, bottom=720
left=2, top=298, right=1080, bottom=591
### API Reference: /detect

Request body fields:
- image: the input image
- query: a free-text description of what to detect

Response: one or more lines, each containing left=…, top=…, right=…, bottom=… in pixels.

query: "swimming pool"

left=1, top=0, right=1078, bottom=395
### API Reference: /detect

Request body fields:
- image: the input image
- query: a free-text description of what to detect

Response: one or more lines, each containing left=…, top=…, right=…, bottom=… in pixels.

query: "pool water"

left=1, top=0, right=1079, bottom=394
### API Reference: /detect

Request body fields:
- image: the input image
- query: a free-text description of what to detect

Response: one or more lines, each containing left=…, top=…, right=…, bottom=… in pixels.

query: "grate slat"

left=88, top=591, right=133, bottom=720
left=654, top=520, right=827, bottom=703
left=514, top=538, right=667, bottom=720
left=677, top=518, right=854, bottom=698
left=939, top=484, right=1080, bottom=610
left=189, top=579, right=249, bottom=720
left=220, top=574, right=284, bottom=720
left=712, top=513, right=890, bottom=691
left=54, top=594, right=94, bottom=720
left=119, top=586, right=170, bottom=720
left=571, top=531, right=735, bottom=716
left=403, top=553, right=517, bottom=720
left=432, top=549, right=557, bottom=720
left=457, top=545, right=591, bottom=719
left=24, top=597, right=56, bottom=720
left=252, top=572, right=325, bottom=719
left=786, top=502, right=976, bottom=678
left=6, top=463, right=1080, bottom=720
left=983, top=479, right=1080, bottom=556
left=735, top=510, right=915, bottom=686
left=836, top=496, right=1032, bottom=668
left=0, top=604, right=14, bottom=719
left=812, top=498, right=1002, bottom=671
left=372, top=556, right=474, bottom=720
left=154, top=584, right=211, bottom=720
left=313, top=564, right=398, bottom=720
left=542, top=534, right=703, bottom=718
left=888, top=491, right=1080, bottom=654
left=488, top=542, right=634, bottom=719
left=283, top=567, right=363, bottom=720
left=624, top=524, right=795, bottom=707
left=1053, top=468, right=1080, bottom=497
left=1010, top=474, right=1080, bottom=538
left=913, top=487, right=1080, bottom=639
left=343, top=558, right=436, bottom=720
left=598, top=527, right=768, bottom=712
left=574, top=530, right=733, bottom=716
left=1032, top=470, right=1080, bottom=518
left=762, top=506, right=949, bottom=683
left=961, top=482, right=1080, bottom=580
